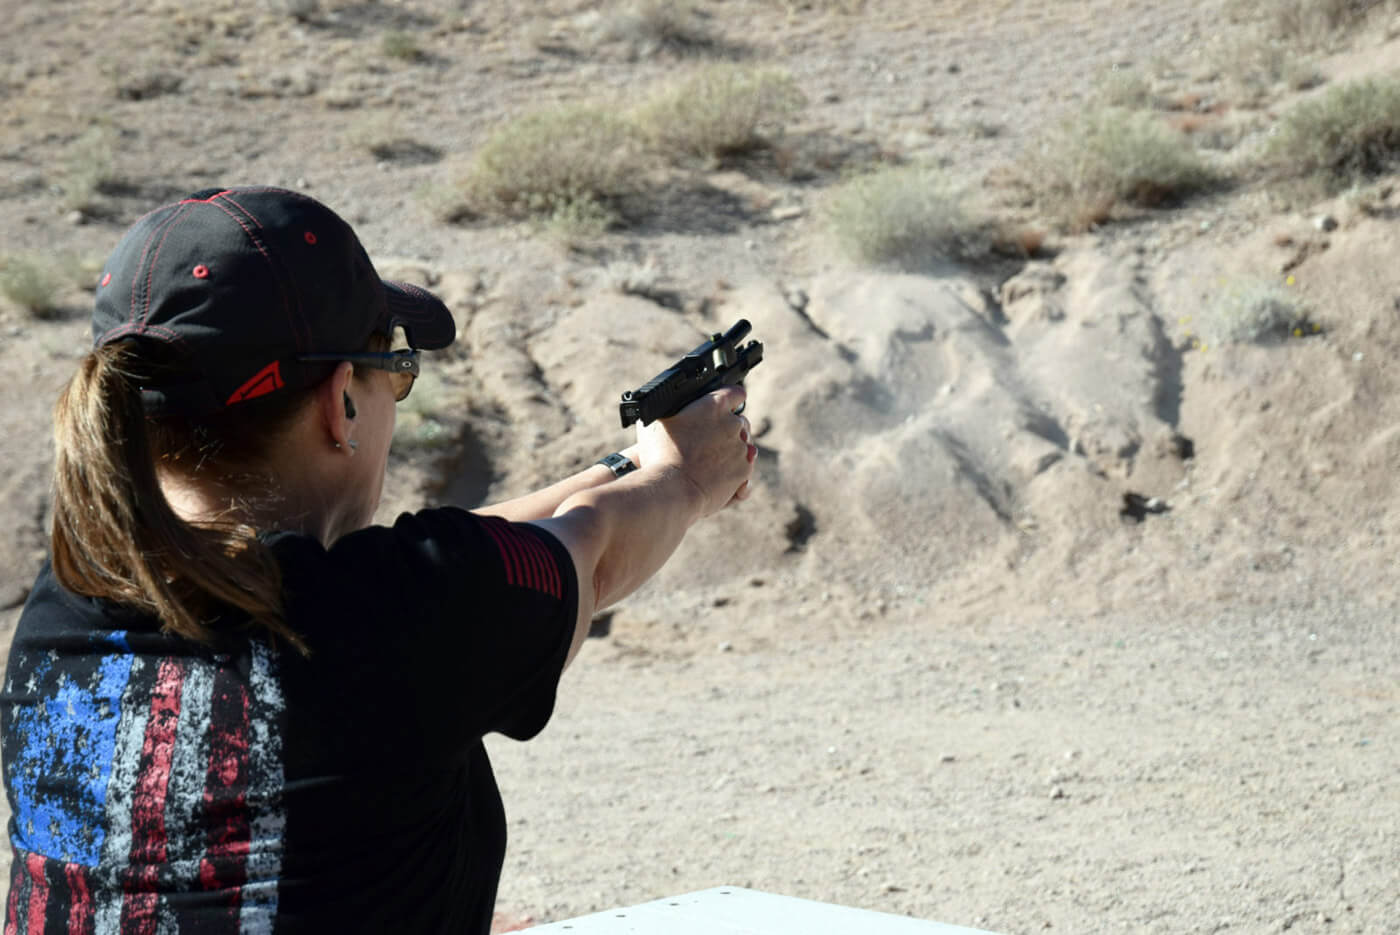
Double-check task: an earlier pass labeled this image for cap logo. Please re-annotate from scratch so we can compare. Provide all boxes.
[226,361,285,406]
[304,231,317,245]
[192,264,210,279]
[100,273,112,287]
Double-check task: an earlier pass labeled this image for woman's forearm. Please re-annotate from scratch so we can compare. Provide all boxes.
[474,445,639,522]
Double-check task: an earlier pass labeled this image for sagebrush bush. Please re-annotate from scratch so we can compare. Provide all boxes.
[62,127,119,215]
[0,255,63,318]
[458,104,645,232]
[1024,106,1216,230]
[381,31,425,62]
[1249,0,1389,40]
[599,0,718,55]
[1217,31,1323,105]
[1263,78,1400,191]
[1194,279,1316,346]
[825,165,990,269]
[634,64,805,163]
[392,372,453,453]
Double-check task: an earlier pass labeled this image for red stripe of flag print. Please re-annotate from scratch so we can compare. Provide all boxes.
[64,863,94,935]
[120,657,186,934]
[197,666,252,926]
[479,517,562,599]
[23,854,48,935]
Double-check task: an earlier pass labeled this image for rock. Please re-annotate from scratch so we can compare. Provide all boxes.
[116,70,183,101]
[65,210,85,225]
[1313,214,1338,232]
[771,204,805,222]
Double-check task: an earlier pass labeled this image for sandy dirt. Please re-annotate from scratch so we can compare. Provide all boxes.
[1,1,1398,932]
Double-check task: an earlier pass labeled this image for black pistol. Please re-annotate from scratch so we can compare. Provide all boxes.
[619,319,764,428]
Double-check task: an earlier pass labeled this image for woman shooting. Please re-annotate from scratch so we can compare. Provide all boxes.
[0,187,756,933]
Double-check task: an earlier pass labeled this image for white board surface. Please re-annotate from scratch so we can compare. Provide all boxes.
[527,886,1003,934]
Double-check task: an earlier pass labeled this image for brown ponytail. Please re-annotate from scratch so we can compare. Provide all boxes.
[51,343,310,655]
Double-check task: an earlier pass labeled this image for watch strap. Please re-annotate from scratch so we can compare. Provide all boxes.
[596,452,638,477]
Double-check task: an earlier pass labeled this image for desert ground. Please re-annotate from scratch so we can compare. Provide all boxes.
[1,0,1398,932]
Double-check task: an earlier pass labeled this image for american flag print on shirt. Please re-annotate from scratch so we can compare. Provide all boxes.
[477,517,564,600]
[3,638,286,934]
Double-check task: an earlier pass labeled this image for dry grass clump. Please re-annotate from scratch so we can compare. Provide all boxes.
[598,0,719,56]
[1192,279,1317,346]
[458,104,645,237]
[61,127,120,215]
[381,31,426,63]
[0,255,64,319]
[1023,106,1216,230]
[1233,0,1392,41]
[1263,78,1400,193]
[634,64,805,164]
[824,165,991,270]
[392,372,453,453]
[1217,31,1324,106]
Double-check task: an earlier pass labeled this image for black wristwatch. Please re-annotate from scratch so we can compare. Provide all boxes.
[596,452,638,477]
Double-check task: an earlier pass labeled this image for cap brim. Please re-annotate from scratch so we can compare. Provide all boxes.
[383,280,455,350]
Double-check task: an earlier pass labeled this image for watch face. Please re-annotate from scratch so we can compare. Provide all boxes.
[600,453,636,476]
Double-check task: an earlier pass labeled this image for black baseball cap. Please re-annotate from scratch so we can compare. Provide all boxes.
[92,186,455,416]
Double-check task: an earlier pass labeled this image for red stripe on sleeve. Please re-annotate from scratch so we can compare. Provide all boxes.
[484,519,524,587]
[523,534,561,599]
[24,853,48,935]
[121,657,186,934]
[515,531,545,593]
[480,517,565,598]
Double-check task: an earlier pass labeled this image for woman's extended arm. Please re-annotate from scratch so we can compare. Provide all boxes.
[527,387,755,667]
[473,443,643,523]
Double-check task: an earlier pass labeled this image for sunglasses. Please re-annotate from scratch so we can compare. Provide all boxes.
[299,349,421,402]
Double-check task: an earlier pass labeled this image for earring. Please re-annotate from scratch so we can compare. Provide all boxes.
[333,440,359,451]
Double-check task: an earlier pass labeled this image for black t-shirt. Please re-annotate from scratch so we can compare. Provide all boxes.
[0,507,578,934]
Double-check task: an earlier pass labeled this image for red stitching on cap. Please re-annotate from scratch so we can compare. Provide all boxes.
[130,206,185,325]
[100,273,112,287]
[203,199,306,349]
[192,264,210,279]
[303,231,317,245]
[143,206,193,325]
[219,192,264,229]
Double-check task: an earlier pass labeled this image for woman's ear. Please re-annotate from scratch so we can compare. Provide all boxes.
[317,362,357,450]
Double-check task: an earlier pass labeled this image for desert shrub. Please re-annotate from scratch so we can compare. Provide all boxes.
[62,127,119,215]
[392,372,453,453]
[381,31,425,62]
[1024,106,1216,230]
[598,0,718,56]
[459,103,645,232]
[633,64,805,163]
[1096,67,1157,110]
[0,255,63,318]
[825,165,990,269]
[1253,0,1388,39]
[1217,30,1324,105]
[1263,78,1400,192]
[1193,279,1316,346]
